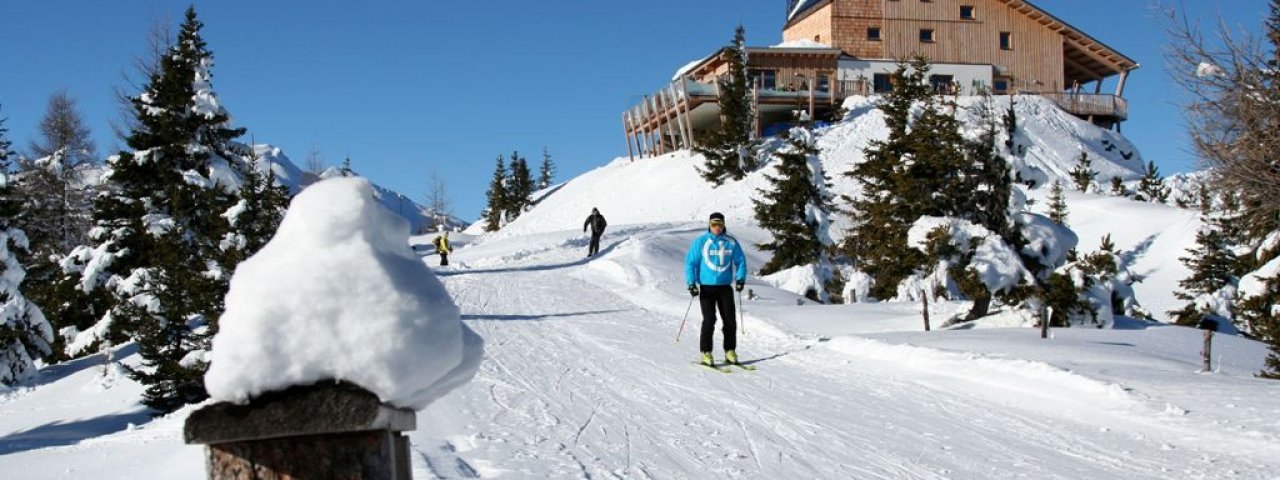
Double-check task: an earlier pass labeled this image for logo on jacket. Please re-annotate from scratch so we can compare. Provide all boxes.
[702,239,734,272]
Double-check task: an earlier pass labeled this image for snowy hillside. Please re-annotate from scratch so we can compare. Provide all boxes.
[2,221,1277,479]
[3,94,1276,479]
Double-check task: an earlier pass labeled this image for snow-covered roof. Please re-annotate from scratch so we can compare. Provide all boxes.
[772,39,832,49]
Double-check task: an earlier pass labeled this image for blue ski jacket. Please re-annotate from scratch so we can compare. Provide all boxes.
[685,229,747,286]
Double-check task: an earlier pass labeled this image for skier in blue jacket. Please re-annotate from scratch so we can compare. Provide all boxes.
[685,212,747,367]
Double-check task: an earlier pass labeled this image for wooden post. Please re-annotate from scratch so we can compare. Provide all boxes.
[1115,70,1130,97]
[682,77,697,146]
[185,382,416,480]
[1198,317,1219,372]
[659,90,677,152]
[1041,306,1052,339]
[808,75,816,121]
[623,113,635,162]
[641,95,654,157]
[632,110,645,159]
[668,86,689,150]
[921,289,931,332]
[1202,330,1214,372]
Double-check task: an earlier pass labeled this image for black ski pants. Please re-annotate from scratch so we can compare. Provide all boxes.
[439,252,448,266]
[588,232,603,256]
[699,284,737,353]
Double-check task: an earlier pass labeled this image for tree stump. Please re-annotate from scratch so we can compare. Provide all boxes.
[185,382,417,480]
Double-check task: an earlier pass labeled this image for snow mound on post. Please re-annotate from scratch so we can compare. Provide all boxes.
[205,177,483,410]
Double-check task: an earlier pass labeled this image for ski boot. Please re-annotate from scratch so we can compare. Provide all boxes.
[725,350,739,365]
[700,352,714,367]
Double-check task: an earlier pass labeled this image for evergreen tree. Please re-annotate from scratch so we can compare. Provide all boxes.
[964,93,1015,239]
[64,6,246,412]
[224,147,289,261]
[341,156,354,177]
[694,25,758,185]
[538,147,555,190]
[1047,181,1069,225]
[1168,221,1240,327]
[482,155,507,232]
[505,151,534,221]
[0,109,54,386]
[1135,160,1170,203]
[1069,151,1096,192]
[842,58,934,300]
[1109,176,1127,196]
[753,127,833,275]
[1197,183,1214,216]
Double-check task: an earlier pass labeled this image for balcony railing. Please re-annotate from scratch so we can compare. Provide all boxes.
[1029,92,1129,121]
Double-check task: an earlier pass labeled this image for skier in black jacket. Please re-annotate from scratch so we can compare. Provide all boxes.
[583,207,607,257]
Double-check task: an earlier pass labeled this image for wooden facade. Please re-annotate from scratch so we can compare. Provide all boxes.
[784,0,1138,94]
[623,0,1138,159]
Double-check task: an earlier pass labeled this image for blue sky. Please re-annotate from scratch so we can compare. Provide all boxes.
[0,1,1269,221]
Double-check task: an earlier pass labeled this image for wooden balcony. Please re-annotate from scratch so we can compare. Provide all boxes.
[1029,92,1129,122]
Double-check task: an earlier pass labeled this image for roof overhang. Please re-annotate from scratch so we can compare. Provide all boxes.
[680,46,844,79]
[998,0,1140,82]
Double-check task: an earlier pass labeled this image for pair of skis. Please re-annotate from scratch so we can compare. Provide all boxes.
[694,361,757,373]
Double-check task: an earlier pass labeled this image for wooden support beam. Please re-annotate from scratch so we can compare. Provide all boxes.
[623,113,634,162]
[1115,69,1131,97]
[682,78,697,146]
[667,86,689,151]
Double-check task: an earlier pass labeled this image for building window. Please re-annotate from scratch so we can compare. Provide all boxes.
[993,79,1009,94]
[920,29,935,43]
[867,27,881,41]
[930,75,954,94]
[961,6,975,20]
[1000,32,1012,50]
[818,74,830,93]
[750,70,777,90]
[873,73,893,93]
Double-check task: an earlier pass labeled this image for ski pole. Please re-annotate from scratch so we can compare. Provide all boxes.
[738,288,746,335]
[675,294,695,343]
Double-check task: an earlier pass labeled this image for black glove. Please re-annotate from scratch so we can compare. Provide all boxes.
[734,280,745,292]
[688,284,700,297]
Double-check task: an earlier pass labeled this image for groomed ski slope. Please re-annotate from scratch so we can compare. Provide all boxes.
[407,224,1278,479]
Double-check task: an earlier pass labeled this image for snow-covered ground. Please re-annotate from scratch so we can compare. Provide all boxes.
[2,95,1276,479]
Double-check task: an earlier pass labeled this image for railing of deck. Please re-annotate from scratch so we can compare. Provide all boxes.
[1029,92,1129,120]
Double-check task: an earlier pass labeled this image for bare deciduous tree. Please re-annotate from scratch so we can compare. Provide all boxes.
[424,167,451,231]
[1164,4,1280,241]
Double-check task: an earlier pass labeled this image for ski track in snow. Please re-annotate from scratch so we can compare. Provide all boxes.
[409,224,1278,480]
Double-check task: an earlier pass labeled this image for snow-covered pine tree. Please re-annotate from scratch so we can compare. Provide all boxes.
[0,110,54,386]
[842,58,933,300]
[1109,176,1127,196]
[753,127,833,276]
[1069,151,1096,192]
[222,147,289,262]
[482,155,507,232]
[1047,181,1069,225]
[63,6,247,412]
[1168,220,1240,327]
[1135,160,1169,203]
[963,92,1015,239]
[538,147,555,190]
[694,25,758,185]
[505,151,534,221]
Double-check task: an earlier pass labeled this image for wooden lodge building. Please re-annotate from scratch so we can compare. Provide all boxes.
[623,0,1138,159]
